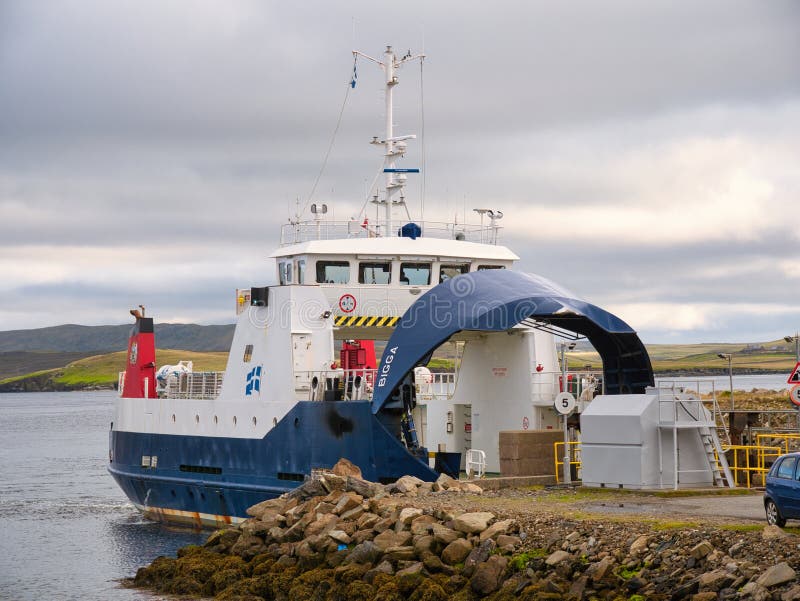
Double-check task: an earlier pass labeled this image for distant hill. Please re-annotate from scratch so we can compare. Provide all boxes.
[0,351,100,381]
[0,323,235,353]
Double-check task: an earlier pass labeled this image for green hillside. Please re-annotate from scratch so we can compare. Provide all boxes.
[0,323,234,353]
[0,350,229,391]
[569,339,798,373]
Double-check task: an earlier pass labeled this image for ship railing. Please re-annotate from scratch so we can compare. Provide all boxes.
[530,370,603,405]
[653,379,729,444]
[158,371,225,400]
[296,368,456,402]
[280,220,501,246]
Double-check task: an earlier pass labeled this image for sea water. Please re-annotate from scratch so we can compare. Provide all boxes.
[0,391,205,600]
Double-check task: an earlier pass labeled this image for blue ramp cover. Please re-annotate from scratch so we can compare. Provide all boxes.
[372,270,653,413]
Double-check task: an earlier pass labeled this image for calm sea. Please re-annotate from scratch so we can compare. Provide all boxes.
[0,376,792,598]
[0,391,205,601]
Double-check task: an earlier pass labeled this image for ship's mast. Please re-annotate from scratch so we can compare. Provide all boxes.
[354,46,424,236]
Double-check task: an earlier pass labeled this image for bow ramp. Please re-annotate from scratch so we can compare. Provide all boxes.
[371,269,653,414]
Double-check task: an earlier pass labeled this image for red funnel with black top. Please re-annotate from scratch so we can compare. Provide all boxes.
[121,310,156,398]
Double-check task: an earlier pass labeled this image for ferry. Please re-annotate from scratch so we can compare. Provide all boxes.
[108,45,656,527]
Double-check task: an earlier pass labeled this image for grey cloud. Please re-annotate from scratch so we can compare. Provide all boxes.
[1,0,798,341]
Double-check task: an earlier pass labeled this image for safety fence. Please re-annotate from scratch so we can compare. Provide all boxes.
[553,441,582,484]
[553,439,785,488]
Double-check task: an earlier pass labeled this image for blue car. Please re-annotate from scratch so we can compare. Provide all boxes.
[764,452,800,527]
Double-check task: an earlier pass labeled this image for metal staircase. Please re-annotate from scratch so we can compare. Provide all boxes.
[700,425,735,488]
[658,390,736,490]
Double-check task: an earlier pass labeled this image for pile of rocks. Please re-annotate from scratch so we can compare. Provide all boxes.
[132,463,800,601]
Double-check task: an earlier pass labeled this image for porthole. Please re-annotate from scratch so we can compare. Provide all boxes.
[233,416,238,426]
[171,414,176,423]
[213,415,218,425]
[294,417,300,427]
[272,417,278,427]
[252,416,257,427]
[195,414,200,424]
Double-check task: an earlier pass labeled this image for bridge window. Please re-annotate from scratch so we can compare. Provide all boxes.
[243,344,253,363]
[439,263,469,283]
[278,261,293,285]
[316,261,350,284]
[477,264,506,271]
[359,262,392,285]
[400,262,431,285]
[297,260,306,284]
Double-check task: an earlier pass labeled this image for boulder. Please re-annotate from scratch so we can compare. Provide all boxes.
[545,550,571,566]
[346,476,379,498]
[470,555,508,596]
[464,539,496,577]
[340,505,366,522]
[410,515,436,535]
[479,519,516,542]
[327,530,351,545]
[203,528,241,553]
[431,523,462,545]
[246,497,287,519]
[332,458,363,478]
[698,569,734,591]
[763,525,789,541]
[286,478,327,500]
[333,492,363,516]
[318,473,346,492]
[396,561,424,577]
[757,562,797,588]
[374,529,412,551]
[586,556,615,582]
[304,512,339,538]
[395,475,424,493]
[629,535,649,555]
[462,483,484,494]
[435,473,458,490]
[356,512,381,531]
[496,535,521,549]
[398,507,424,525]
[230,533,267,560]
[413,535,435,556]
[453,512,495,534]
[384,546,416,561]
[344,541,383,566]
[690,540,714,560]
[421,551,448,574]
[442,538,473,565]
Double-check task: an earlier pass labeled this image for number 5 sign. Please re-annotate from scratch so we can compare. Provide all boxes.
[554,392,576,415]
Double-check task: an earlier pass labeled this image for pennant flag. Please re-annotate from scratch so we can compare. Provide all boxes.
[350,57,357,88]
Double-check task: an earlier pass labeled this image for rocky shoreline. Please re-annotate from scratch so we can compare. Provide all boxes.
[130,462,800,601]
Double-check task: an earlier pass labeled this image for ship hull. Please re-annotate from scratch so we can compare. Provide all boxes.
[108,400,435,527]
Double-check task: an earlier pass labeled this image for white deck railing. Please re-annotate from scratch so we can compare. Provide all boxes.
[280,220,501,246]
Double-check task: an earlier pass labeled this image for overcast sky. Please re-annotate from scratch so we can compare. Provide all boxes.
[1,1,798,343]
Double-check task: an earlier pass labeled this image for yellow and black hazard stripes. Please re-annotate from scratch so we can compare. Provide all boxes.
[334,315,400,328]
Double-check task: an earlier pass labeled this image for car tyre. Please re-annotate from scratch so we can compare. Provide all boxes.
[766,499,786,527]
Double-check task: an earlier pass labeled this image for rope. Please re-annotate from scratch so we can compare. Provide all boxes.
[356,160,386,219]
[302,58,355,217]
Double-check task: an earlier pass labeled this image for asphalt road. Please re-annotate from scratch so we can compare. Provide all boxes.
[581,492,767,524]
